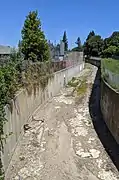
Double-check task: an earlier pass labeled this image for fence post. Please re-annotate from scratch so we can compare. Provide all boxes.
[64,74,66,87]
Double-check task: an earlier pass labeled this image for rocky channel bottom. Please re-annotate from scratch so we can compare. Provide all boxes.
[6,64,119,180]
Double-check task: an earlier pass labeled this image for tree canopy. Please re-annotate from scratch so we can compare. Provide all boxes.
[102,31,119,57]
[83,31,119,58]
[84,31,104,57]
[75,37,82,51]
[21,11,50,62]
[103,46,118,58]
[86,31,95,41]
[72,37,82,52]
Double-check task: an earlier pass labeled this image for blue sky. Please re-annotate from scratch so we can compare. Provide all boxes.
[0,0,119,48]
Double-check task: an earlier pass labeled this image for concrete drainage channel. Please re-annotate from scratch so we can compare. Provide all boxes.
[5,64,119,180]
[3,62,84,178]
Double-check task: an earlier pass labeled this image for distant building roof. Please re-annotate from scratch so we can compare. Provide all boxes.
[0,45,12,55]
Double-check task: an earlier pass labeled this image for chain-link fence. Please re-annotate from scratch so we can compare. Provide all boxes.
[0,51,84,75]
[52,51,83,72]
[20,51,83,73]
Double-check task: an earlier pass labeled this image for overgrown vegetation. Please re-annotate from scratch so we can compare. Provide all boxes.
[0,59,53,179]
[76,80,87,96]
[0,60,19,178]
[68,77,79,87]
[101,58,119,91]
[102,58,119,73]
[0,10,52,178]
[68,76,88,96]
[23,62,53,95]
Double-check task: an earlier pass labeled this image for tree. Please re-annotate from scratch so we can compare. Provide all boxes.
[84,31,95,57]
[71,37,82,52]
[102,46,117,58]
[84,31,104,57]
[75,37,82,51]
[71,47,79,52]
[62,31,68,52]
[103,31,119,57]
[18,40,22,53]
[21,11,50,62]
[88,35,104,56]
[86,31,95,41]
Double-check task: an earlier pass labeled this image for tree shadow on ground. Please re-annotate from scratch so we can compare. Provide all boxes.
[89,68,119,170]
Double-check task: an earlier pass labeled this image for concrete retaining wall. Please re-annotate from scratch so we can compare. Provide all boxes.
[2,62,84,172]
[85,58,101,67]
[101,79,119,144]
[104,68,119,88]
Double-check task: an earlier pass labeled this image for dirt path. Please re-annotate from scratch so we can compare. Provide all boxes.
[6,64,119,180]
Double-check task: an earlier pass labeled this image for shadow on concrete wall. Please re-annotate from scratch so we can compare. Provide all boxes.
[89,68,119,170]
[85,58,101,68]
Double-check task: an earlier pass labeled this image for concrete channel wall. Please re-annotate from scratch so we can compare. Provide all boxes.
[103,68,119,88]
[85,57,101,67]
[2,62,84,172]
[101,79,119,144]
